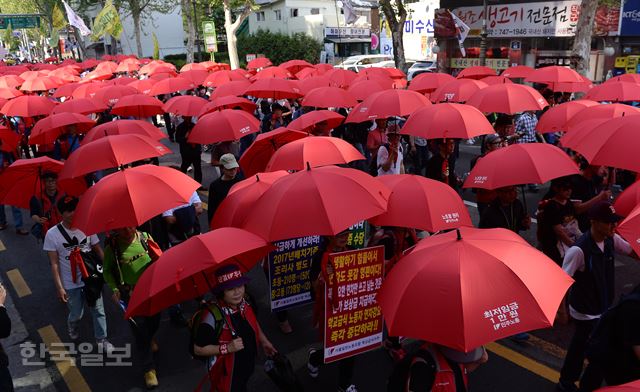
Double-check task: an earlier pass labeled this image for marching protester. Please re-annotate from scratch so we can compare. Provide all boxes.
[30,171,64,240]
[176,115,203,186]
[207,154,242,225]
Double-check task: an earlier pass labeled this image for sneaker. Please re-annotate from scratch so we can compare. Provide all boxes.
[68,325,79,340]
[307,348,319,378]
[338,385,358,392]
[97,338,115,355]
[144,369,159,389]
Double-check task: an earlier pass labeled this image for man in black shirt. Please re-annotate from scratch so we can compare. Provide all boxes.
[570,164,611,232]
[208,154,241,225]
[425,138,458,191]
[176,116,202,185]
[479,186,531,234]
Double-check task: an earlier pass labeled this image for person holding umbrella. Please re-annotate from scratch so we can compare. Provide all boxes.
[30,171,64,240]
[377,124,405,176]
[193,263,277,392]
[176,116,202,185]
[425,138,458,191]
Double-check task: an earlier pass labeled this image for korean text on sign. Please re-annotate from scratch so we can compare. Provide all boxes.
[324,246,385,363]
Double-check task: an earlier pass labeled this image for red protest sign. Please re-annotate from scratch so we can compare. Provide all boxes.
[324,246,384,363]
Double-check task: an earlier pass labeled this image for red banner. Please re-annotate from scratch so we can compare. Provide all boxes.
[324,246,384,363]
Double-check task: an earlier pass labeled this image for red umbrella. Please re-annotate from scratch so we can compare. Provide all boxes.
[95,61,118,74]
[1,95,56,117]
[51,98,109,115]
[466,84,548,115]
[243,78,303,99]
[525,66,584,84]
[82,119,166,145]
[251,67,293,80]
[29,113,96,145]
[105,76,137,86]
[188,109,260,144]
[359,67,392,79]
[72,165,200,235]
[266,136,364,172]
[0,88,23,99]
[84,68,114,82]
[19,70,48,80]
[324,69,358,88]
[431,79,488,103]
[536,100,599,133]
[150,72,178,81]
[456,66,496,79]
[212,172,290,228]
[479,75,513,85]
[347,80,392,101]
[298,76,332,95]
[247,57,273,70]
[162,95,208,117]
[128,79,157,95]
[239,128,307,177]
[378,226,573,352]
[302,87,358,108]
[315,63,334,73]
[148,77,195,96]
[408,73,455,94]
[241,165,390,241]
[369,174,472,232]
[546,75,593,93]
[618,206,640,258]
[595,380,640,392]
[351,74,394,89]
[345,89,430,123]
[203,70,247,88]
[60,135,170,179]
[501,65,535,79]
[125,228,273,318]
[0,75,24,89]
[202,96,256,115]
[179,69,209,86]
[613,180,640,218]
[71,81,104,99]
[114,62,140,73]
[80,59,100,69]
[92,85,138,106]
[296,67,321,80]
[288,110,345,133]
[584,81,640,102]
[210,80,252,99]
[401,103,495,140]
[20,76,61,92]
[0,127,19,152]
[111,94,164,117]
[463,143,580,189]
[606,74,640,84]
[280,59,313,74]
[565,103,640,131]
[180,63,207,72]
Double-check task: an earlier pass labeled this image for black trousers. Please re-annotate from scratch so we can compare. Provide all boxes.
[129,313,161,373]
[163,113,174,140]
[309,349,355,389]
[0,366,13,392]
[560,318,599,386]
[179,144,202,184]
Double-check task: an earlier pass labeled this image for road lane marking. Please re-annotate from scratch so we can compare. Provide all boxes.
[38,325,91,392]
[487,342,560,383]
[0,239,5,251]
[6,269,31,297]
[528,334,567,359]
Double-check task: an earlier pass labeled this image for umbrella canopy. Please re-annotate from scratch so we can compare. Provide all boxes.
[20,76,61,92]
[51,98,109,115]
[251,67,293,80]
[212,172,290,228]
[617,206,640,258]
[242,165,390,241]
[247,57,273,69]
[82,119,166,145]
[324,69,358,88]
[1,95,56,117]
[265,136,364,172]
[0,75,24,89]
[401,103,495,140]
[298,76,333,94]
[606,74,640,84]
[0,88,23,100]
[92,85,138,106]
[162,95,208,117]
[296,67,321,80]
[345,89,431,123]
[408,73,455,94]
[106,77,137,86]
[302,87,358,108]
[188,109,260,144]
[584,81,640,102]
[347,80,392,101]
[613,180,640,218]
[72,165,200,235]
[148,77,195,96]
[479,75,514,85]
[535,100,599,133]
[243,78,303,99]
[565,103,640,131]
[71,81,104,99]
[125,228,273,318]
[431,79,488,103]
[526,66,584,84]
[111,94,164,117]
[466,84,548,115]
[280,59,313,74]
[351,74,395,89]
[288,110,345,133]
[456,66,496,79]
[595,380,640,392]
[52,82,79,98]
[463,143,580,189]
[369,174,472,232]
[0,127,20,152]
[128,79,157,95]
[238,128,308,177]
[115,62,140,73]
[210,80,252,99]
[180,63,207,72]
[378,227,573,351]
[203,70,247,88]
[202,96,256,115]
[179,69,209,86]
[501,65,535,79]
[29,113,95,145]
[60,135,170,179]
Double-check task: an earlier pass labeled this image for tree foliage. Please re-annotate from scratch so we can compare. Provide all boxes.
[237,30,321,66]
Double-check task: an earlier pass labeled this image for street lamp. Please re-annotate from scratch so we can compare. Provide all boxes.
[479,0,488,66]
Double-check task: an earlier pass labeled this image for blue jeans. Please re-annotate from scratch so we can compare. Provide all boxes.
[0,205,23,229]
[66,287,107,340]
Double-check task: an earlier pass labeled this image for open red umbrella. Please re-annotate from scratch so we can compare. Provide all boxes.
[241,165,390,241]
[266,136,364,172]
[115,62,140,73]
[408,73,455,94]
[72,165,200,235]
[351,74,394,89]
[188,109,260,144]
[180,63,207,72]
[302,87,358,108]
[565,103,640,131]
[106,77,136,86]
[212,172,290,228]
[203,70,247,88]
[238,128,307,177]
[324,68,358,88]
[125,228,273,318]
[251,67,293,80]
[95,61,118,74]
[202,96,256,115]
[479,75,513,85]
[179,69,209,86]
[19,70,48,80]
[162,95,208,117]
[347,80,392,101]
[243,78,303,99]
[280,59,313,74]
[298,76,332,95]
[1,95,56,117]
[456,66,496,79]
[466,83,548,115]
[369,174,472,232]
[0,127,19,152]
[501,65,535,79]
[463,143,580,189]
[29,113,95,145]
[0,88,23,100]
[82,119,166,145]
[431,79,488,103]
[0,75,24,89]
[111,94,164,117]
[71,81,104,99]
[20,76,61,92]
[210,80,252,99]
[247,57,273,70]
[617,206,640,258]
[295,67,321,80]
[378,226,573,352]
[92,84,138,106]
[315,63,334,73]
[584,81,640,102]
[128,79,157,95]
[525,66,584,84]
[288,110,344,133]
[84,68,114,82]
[535,100,599,133]
[606,74,640,84]
[60,134,170,179]
[613,180,640,218]
[148,77,195,96]
[595,379,640,392]
[51,98,108,115]
[401,103,494,140]
[345,89,430,123]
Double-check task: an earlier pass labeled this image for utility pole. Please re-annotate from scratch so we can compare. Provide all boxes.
[192,0,201,62]
[479,0,488,66]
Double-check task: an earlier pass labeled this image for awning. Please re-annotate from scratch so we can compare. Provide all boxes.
[325,37,371,44]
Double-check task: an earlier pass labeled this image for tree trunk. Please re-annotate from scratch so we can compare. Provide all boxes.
[132,11,143,57]
[391,27,406,73]
[571,0,598,76]
[182,0,195,63]
[224,0,252,70]
[379,0,408,73]
[73,29,86,60]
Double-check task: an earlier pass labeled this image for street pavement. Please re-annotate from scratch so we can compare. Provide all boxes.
[0,138,638,392]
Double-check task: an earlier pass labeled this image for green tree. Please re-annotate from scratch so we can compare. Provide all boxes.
[216,0,255,69]
[181,0,196,63]
[114,0,177,58]
[237,30,321,66]
[379,0,408,72]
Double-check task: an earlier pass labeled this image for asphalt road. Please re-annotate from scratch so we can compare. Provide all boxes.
[0,139,638,392]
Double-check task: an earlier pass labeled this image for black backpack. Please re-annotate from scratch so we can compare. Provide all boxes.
[264,353,304,392]
[387,347,436,392]
[188,302,226,362]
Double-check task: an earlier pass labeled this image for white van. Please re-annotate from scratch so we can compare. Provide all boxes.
[334,55,394,72]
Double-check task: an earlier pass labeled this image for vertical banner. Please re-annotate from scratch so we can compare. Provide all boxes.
[268,236,321,311]
[346,221,367,249]
[324,246,385,363]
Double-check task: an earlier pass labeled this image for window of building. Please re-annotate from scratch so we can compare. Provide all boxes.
[290,8,299,17]
[256,11,265,21]
[274,10,282,20]
[310,8,320,15]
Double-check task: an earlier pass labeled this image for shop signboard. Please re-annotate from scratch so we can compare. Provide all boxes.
[450,57,510,70]
[621,0,640,36]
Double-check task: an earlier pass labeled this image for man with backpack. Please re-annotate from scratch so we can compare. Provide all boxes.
[162,190,203,246]
[103,226,161,389]
[557,201,637,392]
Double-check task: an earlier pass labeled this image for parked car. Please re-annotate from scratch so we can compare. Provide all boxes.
[407,60,436,80]
[335,55,394,72]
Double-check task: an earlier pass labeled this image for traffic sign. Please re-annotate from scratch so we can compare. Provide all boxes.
[202,20,218,53]
[0,15,41,29]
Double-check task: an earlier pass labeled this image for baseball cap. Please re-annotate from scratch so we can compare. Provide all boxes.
[212,264,250,293]
[588,201,622,223]
[56,196,78,214]
[220,153,239,170]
